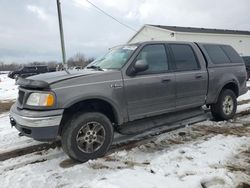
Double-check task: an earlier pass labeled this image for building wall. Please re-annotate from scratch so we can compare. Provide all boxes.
[176,32,250,56]
[129,26,250,56]
[128,26,176,43]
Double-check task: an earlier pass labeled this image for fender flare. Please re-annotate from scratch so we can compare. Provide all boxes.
[63,95,124,125]
[214,79,239,103]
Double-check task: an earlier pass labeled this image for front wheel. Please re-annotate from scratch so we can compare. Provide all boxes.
[211,89,237,121]
[61,112,113,162]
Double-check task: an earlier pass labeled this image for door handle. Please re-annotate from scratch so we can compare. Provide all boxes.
[161,78,171,83]
[110,83,123,88]
[195,74,202,79]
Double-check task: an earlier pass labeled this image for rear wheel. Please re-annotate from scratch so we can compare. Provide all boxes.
[61,112,113,162]
[211,89,237,121]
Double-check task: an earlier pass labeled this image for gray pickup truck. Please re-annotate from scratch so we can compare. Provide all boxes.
[10,41,247,162]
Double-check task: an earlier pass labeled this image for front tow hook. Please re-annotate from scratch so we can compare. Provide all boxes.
[9,116,16,128]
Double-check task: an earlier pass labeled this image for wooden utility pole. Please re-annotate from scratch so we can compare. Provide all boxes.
[56,0,68,71]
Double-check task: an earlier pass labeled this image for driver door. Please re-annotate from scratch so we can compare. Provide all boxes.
[123,44,176,121]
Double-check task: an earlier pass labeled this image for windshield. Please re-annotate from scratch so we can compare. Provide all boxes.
[87,45,138,70]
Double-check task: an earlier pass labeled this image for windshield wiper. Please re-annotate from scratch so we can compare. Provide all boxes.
[86,65,104,71]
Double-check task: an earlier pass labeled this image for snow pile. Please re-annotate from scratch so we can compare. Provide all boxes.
[237,89,250,113]
[238,90,250,102]
[0,74,18,101]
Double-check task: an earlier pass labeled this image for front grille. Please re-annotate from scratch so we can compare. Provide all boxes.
[18,90,25,105]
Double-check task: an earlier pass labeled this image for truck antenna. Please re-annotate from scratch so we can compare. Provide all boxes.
[56,0,69,73]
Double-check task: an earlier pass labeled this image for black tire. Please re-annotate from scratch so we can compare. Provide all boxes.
[61,112,113,162]
[211,89,237,121]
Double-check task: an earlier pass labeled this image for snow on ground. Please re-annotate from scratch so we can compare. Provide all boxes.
[0,73,18,101]
[237,88,250,113]
[247,81,250,87]
[0,75,250,187]
[237,102,250,113]
[0,121,250,188]
[238,90,250,102]
[0,121,250,187]
[0,113,39,152]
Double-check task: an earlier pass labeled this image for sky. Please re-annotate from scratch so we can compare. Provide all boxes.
[0,0,249,63]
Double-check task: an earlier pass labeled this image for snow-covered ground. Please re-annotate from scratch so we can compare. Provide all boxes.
[0,113,39,152]
[0,74,250,188]
[0,73,18,101]
[1,118,250,188]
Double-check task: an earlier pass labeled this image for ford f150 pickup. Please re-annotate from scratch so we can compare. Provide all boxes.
[9,41,248,162]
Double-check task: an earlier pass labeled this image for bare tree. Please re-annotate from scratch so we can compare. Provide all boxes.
[0,62,4,71]
[0,54,94,72]
[0,62,21,71]
[67,53,94,68]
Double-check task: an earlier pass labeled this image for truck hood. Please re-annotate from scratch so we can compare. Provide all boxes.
[16,69,103,89]
[29,69,101,84]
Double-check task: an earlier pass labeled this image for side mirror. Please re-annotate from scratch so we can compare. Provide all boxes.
[132,60,148,74]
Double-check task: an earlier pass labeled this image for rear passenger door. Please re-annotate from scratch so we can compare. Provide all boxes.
[169,44,208,109]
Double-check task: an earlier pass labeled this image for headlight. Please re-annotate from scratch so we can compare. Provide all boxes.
[26,93,55,107]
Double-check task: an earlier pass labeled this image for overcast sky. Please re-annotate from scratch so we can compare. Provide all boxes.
[0,0,249,63]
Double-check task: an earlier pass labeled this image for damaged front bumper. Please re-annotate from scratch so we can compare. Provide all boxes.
[9,103,64,141]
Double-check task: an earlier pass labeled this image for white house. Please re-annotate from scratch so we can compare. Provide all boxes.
[127,25,250,56]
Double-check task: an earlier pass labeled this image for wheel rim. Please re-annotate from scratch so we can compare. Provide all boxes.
[222,95,234,115]
[76,121,106,153]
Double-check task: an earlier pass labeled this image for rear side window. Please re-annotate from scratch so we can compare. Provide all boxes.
[170,44,199,71]
[204,44,230,64]
[221,45,243,63]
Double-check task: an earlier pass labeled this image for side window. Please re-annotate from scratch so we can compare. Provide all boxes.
[221,45,243,63]
[203,44,230,64]
[136,44,168,74]
[39,67,47,71]
[170,44,199,71]
[28,67,36,71]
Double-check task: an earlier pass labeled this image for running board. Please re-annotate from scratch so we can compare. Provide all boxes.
[113,109,211,145]
[117,107,205,135]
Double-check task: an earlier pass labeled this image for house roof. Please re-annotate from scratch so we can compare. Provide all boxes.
[149,25,250,35]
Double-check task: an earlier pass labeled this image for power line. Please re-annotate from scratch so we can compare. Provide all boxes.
[85,0,137,32]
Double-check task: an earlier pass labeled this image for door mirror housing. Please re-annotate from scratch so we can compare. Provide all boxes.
[130,60,148,75]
